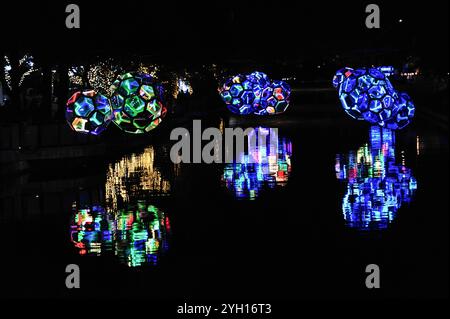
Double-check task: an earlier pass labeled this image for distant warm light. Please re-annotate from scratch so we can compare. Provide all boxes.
[178,78,192,95]
[400,71,419,80]
[416,136,421,156]
[3,54,37,90]
[105,146,172,211]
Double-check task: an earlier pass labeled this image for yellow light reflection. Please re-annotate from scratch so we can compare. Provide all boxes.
[105,146,171,210]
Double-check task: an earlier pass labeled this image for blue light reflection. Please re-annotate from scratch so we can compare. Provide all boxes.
[335,126,417,230]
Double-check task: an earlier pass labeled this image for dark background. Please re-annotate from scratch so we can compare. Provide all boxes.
[0,0,448,311]
[1,1,448,68]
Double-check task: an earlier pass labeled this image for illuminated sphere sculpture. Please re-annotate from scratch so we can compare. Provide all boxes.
[219,71,290,115]
[66,90,113,135]
[110,72,167,134]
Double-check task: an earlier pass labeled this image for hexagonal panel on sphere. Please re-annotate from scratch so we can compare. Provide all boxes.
[332,67,354,89]
[110,72,166,134]
[66,90,113,135]
[255,80,291,115]
[336,67,399,125]
[385,92,416,130]
[247,71,271,89]
[219,74,258,115]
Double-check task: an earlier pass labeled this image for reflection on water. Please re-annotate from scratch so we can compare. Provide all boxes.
[105,146,172,210]
[70,201,170,267]
[335,126,418,231]
[70,205,113,256]
[222,127,292,199]
[70,144,175,267]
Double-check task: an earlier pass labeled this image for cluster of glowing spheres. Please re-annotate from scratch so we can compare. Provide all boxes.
[222,127,292,199]
[219,71,291,115]
[333,67,415,129]
[70,201,170,267]
[65,72,167,135]
[335,126,418,231]
[110,72,167,134]
[66,90,113,135]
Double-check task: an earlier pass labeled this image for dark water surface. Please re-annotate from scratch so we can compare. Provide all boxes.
[0,109,448,299]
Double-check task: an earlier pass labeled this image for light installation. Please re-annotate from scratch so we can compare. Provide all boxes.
[335,126,418,231]
[66,90,113,135]
[110,72,167,134]
[333,66,415,129]
[70,201,170,267]
[219,71,291,115]
[222,127,292,199]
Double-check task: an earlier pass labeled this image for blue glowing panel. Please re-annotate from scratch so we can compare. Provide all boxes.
[334,126,418,231]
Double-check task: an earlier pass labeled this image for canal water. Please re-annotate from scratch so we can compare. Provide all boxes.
[0,109,448,299]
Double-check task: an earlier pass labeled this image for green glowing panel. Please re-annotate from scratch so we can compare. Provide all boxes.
[146,100,161,117]
[139,85,155,100]
[120,78,140,96]
[124,96,145,117]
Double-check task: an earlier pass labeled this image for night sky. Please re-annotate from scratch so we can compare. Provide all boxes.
[1,1,448,69]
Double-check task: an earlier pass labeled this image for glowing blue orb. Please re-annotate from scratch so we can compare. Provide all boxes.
[219,71,291,115]
[333,66,415,129]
